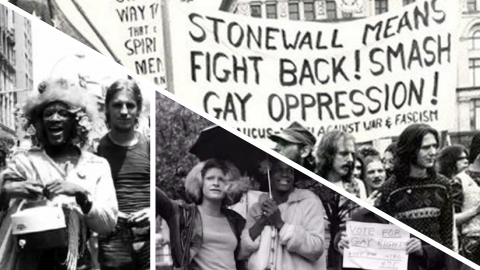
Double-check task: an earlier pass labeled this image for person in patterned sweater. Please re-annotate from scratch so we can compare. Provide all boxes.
[376,123,454,249]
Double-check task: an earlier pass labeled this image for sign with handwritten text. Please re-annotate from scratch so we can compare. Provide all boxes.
[167,0,459,143]
[344,221,410,270]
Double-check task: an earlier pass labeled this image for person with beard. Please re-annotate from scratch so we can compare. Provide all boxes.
[96,80,150,270]
[240,159,326,270]
[376,123,454,249]
[269,122,316,172]
[315,131,367,199]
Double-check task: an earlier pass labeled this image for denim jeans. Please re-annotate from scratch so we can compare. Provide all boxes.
[98,219,150,270]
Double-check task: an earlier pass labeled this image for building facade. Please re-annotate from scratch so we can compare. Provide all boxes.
[221,0,480,146]
[0,4,32,146]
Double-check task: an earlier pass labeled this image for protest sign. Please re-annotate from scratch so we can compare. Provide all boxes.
[344,221,410,270]
[166,0,460,143]
[52,0,166,86]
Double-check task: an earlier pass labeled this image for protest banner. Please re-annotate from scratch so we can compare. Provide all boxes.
[49,0,166,86]
[165,0,460,143]
[344,221,410,270]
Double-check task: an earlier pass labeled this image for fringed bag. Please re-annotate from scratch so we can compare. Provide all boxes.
[11,201,87,270]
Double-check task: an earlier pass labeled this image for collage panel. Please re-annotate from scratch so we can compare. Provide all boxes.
[0,4,153,270]
[155,91,475,270]
[4,0,480,269]
[159,0,480,268]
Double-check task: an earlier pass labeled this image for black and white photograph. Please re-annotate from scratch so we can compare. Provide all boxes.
[7,0,480,269]
[155,92,477,270]
[156,0,480,268]
[0,4,153,270]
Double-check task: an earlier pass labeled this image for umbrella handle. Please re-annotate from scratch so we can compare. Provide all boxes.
[267,163,272,199]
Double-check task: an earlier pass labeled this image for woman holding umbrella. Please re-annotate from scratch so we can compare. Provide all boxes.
[240,159,326,270]
[156,158,249,270]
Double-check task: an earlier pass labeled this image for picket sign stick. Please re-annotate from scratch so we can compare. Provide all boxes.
[161,0,175,93]
[265,159,277,270]
[70,0,122,65]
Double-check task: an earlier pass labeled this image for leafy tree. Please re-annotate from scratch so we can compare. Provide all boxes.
[156,92,211,201]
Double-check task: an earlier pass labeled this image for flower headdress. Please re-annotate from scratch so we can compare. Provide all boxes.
[20,78,98,147]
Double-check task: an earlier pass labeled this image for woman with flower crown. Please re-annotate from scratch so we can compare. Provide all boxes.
[0,78,118,270]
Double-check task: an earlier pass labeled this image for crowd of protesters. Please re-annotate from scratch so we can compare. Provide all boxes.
[0,78,150,270]
[273,121,480,267]
[155,121,479,270]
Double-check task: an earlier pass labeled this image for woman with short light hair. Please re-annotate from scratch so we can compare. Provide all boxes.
[156,159,249,270]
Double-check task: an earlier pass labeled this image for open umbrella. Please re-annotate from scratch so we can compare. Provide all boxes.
[189,125,267,175]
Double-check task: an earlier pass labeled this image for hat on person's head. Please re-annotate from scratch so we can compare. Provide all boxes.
[268,122,316,147]
[470,154,480,173]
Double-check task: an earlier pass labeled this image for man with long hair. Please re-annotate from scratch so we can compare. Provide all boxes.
[315,131,366,199]
[376,123,454,249]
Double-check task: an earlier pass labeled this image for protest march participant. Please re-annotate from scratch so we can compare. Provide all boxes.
[156,159,248,270]
[96,80,150,270]
[436,145,469,180]
[383,143,397,180]
[240,159,326,270]
[452,154,480,264]
[353,156,364,181]
[356,146,384,196]
[376,123,454,249]
[468,133,480,164]
[268,121,316,171]
[315,130,367,199]
[336,208,445,270]
[360,155,386,198]
[0,78,118,270]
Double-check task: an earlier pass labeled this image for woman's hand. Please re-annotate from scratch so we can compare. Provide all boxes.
[261,199,284,230]
[128,208,150,225]
[44,180,86,198]
[337,232,350,255]
[406,238,423,256]
[2,179,43,199]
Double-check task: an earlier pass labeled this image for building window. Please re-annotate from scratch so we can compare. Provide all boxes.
[289,1,300,20]
[469,58,480,86]
[474,99,480,130]
[342,12,352,19]
[250,3,262,18]
[467,0,477,12]
[375,0,388,14]
[403,0,415,5]
[266,3,277,19]
[471,30,480,50]
[326,0,337,19]
[304,1,315,21]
